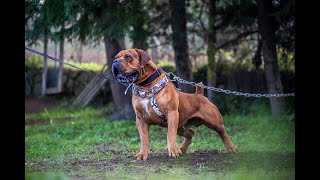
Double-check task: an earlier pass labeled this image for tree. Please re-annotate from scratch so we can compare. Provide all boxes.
[65,0,136,120]
[207,0,217,102]
[57,25,64,93]
[104,37,135,120]
[99,1,136,120]
[257,0,284,118]
[169,0,193,93]
[25,0,51,96]
[25,0,66,95]
[42,30,48,96]
[127,0,150,50]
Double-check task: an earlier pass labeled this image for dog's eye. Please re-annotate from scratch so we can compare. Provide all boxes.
[124,55,131,61]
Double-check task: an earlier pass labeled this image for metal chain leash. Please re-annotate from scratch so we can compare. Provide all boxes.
[165,72,295,98]
[25,47,295,98]
[25,47,125,85]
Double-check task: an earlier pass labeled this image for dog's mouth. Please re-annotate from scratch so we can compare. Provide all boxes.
[112,67,139,84]
[118,71,139,84]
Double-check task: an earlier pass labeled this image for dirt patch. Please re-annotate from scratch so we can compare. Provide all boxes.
[95,151,292,177]
[26,149,295,177]
[25,97,60,113]
[25,118,47,125]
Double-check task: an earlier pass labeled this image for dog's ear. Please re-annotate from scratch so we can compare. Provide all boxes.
[134,48,150,67]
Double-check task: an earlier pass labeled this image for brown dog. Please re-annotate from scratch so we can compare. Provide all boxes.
[111,48,237,160]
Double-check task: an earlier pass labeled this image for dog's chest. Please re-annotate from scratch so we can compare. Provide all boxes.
[140,98,151,116]
[134,97,164,124]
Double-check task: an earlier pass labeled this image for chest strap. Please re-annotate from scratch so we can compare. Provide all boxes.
[150,95,167,126]
[132,75,168,126]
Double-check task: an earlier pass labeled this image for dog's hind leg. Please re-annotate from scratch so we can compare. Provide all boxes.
[177,126,194,153]
[198,103,237,153]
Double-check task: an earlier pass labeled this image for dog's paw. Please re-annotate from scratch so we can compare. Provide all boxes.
[135,151,148,160]
[180,146,188,154]
[180,143,190,153]
[168,143,182,158]
[225,143,237,153]
[180,140,192,153]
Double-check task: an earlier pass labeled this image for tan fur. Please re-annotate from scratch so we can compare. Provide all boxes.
[115,49,237,160]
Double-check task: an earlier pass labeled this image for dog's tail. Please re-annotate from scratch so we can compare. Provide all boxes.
[195,82,204,95]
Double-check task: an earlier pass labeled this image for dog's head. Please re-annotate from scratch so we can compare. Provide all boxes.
[112,48,152,84]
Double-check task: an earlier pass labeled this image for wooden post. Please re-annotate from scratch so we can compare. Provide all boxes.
[57,36,64,92]
[41,32,48,96]
[77,42,83,64]
[73,76,107,107]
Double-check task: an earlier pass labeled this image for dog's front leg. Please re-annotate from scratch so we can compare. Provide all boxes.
[167,110,182,158]
[135,115,150,160]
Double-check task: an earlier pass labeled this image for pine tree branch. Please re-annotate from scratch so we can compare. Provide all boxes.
[198,0,207,35]
[216,30,258,50]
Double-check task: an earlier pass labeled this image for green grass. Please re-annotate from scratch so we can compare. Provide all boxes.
[25,104,295,179]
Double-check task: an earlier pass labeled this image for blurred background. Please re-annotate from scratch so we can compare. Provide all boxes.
[25,0,295,120]
[25,0,295,179]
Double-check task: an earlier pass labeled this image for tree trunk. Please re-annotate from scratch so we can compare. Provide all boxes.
[54,41,58,68]
[77,42,83,63]
[257,0,284,118]
[207,0,217,102]
[41,32,48,96]
[104,36,135,121]
[131,0,148,50]
[133,24,148,50]
[169,0,193,93]
[57,36,64,92]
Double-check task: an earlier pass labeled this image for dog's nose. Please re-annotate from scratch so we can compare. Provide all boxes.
[112,59,121,77]
[113,59,120,65]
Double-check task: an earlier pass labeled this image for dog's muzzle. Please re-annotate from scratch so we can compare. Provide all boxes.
[111,59,122,77]
[111,59,139,84]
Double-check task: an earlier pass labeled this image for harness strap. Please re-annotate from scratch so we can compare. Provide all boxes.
[132,75,169,98]
[132,75,169,126]
[150,96,167,126]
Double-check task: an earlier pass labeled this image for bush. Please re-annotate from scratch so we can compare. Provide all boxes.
[25,56,43,70]
[25,57,105,72]
[157,60,175,72]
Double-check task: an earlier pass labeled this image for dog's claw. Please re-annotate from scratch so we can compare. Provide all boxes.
[168,143,182,158]
[225,143,237,153]
[135,151,148,161]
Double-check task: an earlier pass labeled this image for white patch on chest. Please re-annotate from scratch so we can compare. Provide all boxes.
[140,98,150,116]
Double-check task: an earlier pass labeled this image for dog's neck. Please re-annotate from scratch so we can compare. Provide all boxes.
[134,61,165,89]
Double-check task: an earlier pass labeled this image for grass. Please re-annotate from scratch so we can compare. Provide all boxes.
[25,104,295,179]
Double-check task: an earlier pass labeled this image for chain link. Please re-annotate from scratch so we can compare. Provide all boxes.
[166,72,295,98]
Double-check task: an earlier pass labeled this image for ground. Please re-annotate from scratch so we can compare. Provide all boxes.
[25,97,295,179]
[25,97,59,114]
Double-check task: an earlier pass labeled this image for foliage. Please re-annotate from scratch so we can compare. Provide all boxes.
[25,0,140,45]
[25,57,105,72]
[25,104,294,179]
[157,60,176,72]
[62,60,106,72]
[277,48,295,73]
[25,56,43,70]
[25,0,66,44]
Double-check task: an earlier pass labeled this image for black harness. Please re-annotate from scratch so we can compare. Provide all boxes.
[137,68,164,86]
